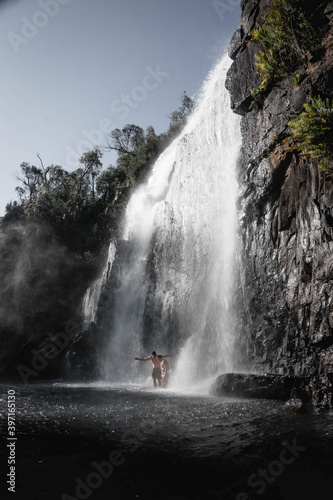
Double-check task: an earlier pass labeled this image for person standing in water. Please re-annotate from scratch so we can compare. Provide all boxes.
[158,355,170,388]
[134,351,172,388]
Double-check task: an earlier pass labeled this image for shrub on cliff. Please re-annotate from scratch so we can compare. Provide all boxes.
[287,95,333,175]
[250,0,326,106]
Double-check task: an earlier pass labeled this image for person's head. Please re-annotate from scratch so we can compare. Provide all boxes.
[158,355,163,360]
[152,351,157,357]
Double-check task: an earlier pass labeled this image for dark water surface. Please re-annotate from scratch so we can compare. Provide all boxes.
[0,383,333,499]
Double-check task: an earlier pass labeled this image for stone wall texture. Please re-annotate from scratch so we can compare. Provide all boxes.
[227,0,333,407]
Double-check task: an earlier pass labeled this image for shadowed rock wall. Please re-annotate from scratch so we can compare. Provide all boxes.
[227,0,333,406]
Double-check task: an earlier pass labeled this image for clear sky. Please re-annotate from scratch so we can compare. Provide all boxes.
[0,0,241,215]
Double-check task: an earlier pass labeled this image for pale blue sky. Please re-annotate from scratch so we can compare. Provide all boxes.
[0,0,241,215]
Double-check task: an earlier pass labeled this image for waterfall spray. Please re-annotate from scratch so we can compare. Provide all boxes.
[84,53,241,390]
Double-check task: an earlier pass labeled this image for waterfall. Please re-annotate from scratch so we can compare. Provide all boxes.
[82,241,116,328]
[85,53,241,389]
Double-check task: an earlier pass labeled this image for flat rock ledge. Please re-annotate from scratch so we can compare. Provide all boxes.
[212,373,308,403]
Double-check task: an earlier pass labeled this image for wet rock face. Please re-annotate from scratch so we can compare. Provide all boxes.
[213,372,308,403]
[64,322,104,382]
[228,0,333,407]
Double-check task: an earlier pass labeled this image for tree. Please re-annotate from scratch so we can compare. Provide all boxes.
[3,201,24,224]
[79,147,103,202]
[144,125,160,158]
[106,124,145,157]
[15,162,43,204]
[36,153,51,188]
[180,91,194,115]
[105,125,147,184]
[96,165,118,206]
[166,91,194,140]
[5,93,195,255]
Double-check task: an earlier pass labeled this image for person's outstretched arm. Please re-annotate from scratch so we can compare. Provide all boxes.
[134,356,151,361]
[160,353,173,358]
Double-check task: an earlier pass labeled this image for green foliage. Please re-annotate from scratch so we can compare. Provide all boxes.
[4,201,24,224]
[287,96,333,174]
[3,92,195,258]
[250,0,326,105]
[291,73,303,86]
[106,124,160,186]
[165,91,194,139]
[105,91,194,185]
[79,147,103,202]
[249,80,271,110]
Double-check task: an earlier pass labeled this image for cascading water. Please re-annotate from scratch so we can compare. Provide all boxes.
[82,241,116,328]
[85,53,241,390]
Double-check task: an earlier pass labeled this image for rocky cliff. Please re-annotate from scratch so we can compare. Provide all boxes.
[227,0,333,407]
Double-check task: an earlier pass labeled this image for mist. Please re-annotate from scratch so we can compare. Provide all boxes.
[0,222,87,367]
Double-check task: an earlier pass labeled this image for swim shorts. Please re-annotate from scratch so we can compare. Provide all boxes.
[152,368,162,380]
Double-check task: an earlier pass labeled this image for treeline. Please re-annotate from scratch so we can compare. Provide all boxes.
[3,92,194,262]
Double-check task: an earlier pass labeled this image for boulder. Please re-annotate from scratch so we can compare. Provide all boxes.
[212,372,307,401]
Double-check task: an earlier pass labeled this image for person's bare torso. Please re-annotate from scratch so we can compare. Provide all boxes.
[161,359,169,375]
[151,356,160,369]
